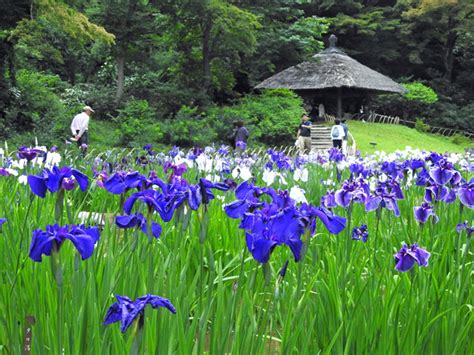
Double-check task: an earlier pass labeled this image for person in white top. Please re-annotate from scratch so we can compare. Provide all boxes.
[71,106,94,149]
[330,119,346,149]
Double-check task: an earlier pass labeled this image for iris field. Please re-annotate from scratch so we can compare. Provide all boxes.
[0,144,473,354]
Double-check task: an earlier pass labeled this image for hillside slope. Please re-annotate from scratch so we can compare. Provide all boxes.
[345,121,472,154]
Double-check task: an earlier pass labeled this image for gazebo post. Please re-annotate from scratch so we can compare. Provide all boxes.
[337,87,342,118]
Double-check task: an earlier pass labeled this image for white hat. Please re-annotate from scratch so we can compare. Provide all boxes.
[83,105,95,113]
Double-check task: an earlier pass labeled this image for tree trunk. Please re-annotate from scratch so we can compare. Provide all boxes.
[443,17,457,83]
[202,16,212,96]
[116,54,125,101]
[65,56,76,85]
[6,40,16,87]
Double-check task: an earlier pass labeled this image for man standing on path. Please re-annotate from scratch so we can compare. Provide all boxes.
[331,119,345,149]
[297,113,312,154]
[71,106,93,151]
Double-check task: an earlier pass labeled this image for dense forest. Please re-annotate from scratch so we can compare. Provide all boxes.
[0,0,473,147]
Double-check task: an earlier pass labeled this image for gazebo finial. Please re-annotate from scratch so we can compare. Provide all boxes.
[329,34,337,48]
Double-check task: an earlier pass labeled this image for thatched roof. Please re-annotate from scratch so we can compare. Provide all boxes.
[256,35,406,94]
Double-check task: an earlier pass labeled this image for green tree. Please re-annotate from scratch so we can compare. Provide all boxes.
[402,0,474,83]
[88,0,159,100]
[158,0,261,100]
[236,1,328,89]
[0,0,32,111]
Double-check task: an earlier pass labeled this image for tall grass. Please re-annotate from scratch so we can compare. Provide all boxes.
[0,153,473,354]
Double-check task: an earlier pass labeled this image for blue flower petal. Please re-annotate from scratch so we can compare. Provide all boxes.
[27,175,47,198]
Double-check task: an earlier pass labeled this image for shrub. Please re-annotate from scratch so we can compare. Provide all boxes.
[160,89,304,147]
[431,102,474,132]
[60,83,119,120]
[415,118,430,133]
[207,89,304,146]
[369,82,439,123]
[161,106,219,147]
[2,70,68,146]
[402,82,438,104]
[451,133,471,146]
[113,100,163,147]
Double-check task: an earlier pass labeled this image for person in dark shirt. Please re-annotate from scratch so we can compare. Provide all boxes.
[297,114,312,154]
[234,120,249,149]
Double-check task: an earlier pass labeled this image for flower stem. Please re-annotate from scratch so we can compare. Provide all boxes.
[262,262,271,287]
[130,313,144,355]
[50,243,63,354]
[55,189,65,224]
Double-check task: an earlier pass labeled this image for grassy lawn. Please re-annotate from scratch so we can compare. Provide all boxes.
[9,119,471,155]
[344,121,473,155]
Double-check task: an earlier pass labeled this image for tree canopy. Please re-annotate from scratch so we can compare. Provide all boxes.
[0,0,473,146]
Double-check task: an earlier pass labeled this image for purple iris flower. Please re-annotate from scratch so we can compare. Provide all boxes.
[104,294,176,333]
[335,179,368,208]
[96,171,108,189]
[349,163,369,178]
[199,178,232,203]
[28,166,89,198]
[267,150,292,170]
[236,141,247,150]
[224,199,252,219]
[104,171,145,194]
[294,156,306,168]
[169,146,180,158]
[50,146,58,153]
[456,221,474,238]
[429,159,455,185]
[389,180,405,200]
[124,181,200,222]
[416,168,431,187]
[310,206,347,235]
[264,189,294,210]
[163,162,187,182]
[352,224,368,242]
[406,159,425,171]
[365,182,403,217]
[17,146,44,161]
[264,162,273,170]
[328,148,344,162]
[458,179,474,209]
[143,144,154,155]
[29,224,100,262]
[424,184,453,204]
[0,218,6,226]
[0,167,10,176]
[224,182,270,219]
[321,191,337,209]
[235,180,258,200]
[426,152,444,165]
[218,145,230,156]
[124,189,162,214]
[115,213,161,239]
[245,207,305,263]
[413,202,438,224]
[61,177,76,190]
[381,161,402,180]
[394,243,430,272]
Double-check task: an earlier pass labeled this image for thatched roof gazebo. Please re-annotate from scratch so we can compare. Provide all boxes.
[255,34,406,118]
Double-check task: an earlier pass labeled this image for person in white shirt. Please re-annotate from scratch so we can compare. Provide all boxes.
[71,106,93,149]
[331,119,346,149]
